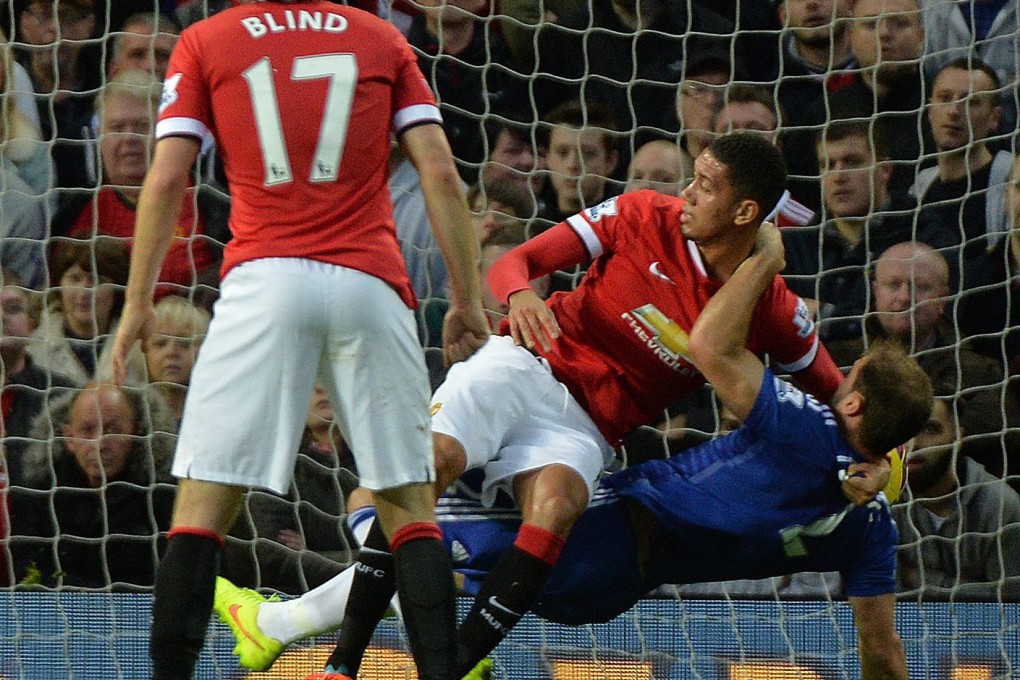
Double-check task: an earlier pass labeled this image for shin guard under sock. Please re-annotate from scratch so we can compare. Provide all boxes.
[326,520,395,676]
[455,524,565,675]
[392,522,457,680]
[150,528,222,680]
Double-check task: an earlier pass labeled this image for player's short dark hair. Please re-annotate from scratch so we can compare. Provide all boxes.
[816,118,891,160]
[856,341,934,457]
[937,56,1003,107]
[707,132,786,221]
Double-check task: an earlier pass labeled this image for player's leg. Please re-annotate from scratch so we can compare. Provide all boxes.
[151,479,245,679]
[152,259,320,678]
[324,433,467,677]
[318,265,458,680]
[454,465,590,675]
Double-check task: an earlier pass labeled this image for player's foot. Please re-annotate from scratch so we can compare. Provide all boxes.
[462,657,494,680]
[213,576,285,671]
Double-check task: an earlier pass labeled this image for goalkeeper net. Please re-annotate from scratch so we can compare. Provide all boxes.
[0,0,1018,678]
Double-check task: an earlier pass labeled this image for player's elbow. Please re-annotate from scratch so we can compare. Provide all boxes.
[687,332,727,374]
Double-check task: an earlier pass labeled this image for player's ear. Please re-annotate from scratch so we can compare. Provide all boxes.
[732,199,758,227]
[836,390,865,418]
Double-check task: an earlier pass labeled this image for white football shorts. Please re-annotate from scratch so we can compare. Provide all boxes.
[173,257,434,494]
[430,335,615,507]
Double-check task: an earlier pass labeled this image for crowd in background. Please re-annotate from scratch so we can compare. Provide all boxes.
[0,0,1016,601]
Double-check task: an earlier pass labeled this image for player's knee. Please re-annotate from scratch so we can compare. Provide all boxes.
[345,486,375,513]
[433,433,467,492]
[525,490,587,536]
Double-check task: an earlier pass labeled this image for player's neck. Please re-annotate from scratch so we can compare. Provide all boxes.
[700,236,756,282]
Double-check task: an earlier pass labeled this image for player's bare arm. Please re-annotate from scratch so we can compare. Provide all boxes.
[400,123,489,366]
[111,136,200,384]
[688,221,785,421]
[850,594,908,680]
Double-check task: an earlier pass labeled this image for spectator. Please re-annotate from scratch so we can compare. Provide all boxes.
[624,139,688,197]
[388,143,451,300]
[786,0,934,197]
[496,0,582,69]
[958,154,1020,376]
[12,0,103,195]
[783,119,953,341]
[534,0,733,150]
[0,269,76,487]
[674,53,731,175]
[238,385,360,570]
[770,0,855,130]
[894,389,1020,600]
[827,241,1020,479]
[139,296,210,425]
[108,12,180,80]
[479,115,545,215]
[8,382,177,589]
[537,100,620,229]
[28,239,129,385]
[910,57,1012,299]
[0,28,51,288]
[920,0,1018,133]
[711,83,817,225]
[407,0,520,183]
[467,178,531,244]
[51,70,227,305]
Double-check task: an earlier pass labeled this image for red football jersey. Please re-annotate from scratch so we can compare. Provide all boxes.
[540,191,829,445]
[156,2,441,308]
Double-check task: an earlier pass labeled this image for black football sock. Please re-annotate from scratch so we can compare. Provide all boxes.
[150,528,222,680]
[455,524,564,675]
[392,522,457,680]
[326,520,395,676]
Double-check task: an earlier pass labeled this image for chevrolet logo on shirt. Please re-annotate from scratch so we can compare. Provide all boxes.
[621,304,697,374]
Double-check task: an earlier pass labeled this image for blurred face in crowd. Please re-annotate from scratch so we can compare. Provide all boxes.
[144,317,201,386]
[100,93,154,189]
[19,0,95,46]
[904,398,957,494]
[470,192,523,244]
[676,70,728,157]
[779,0,851,47]
[850,0,924,77]
[872,244,949,343]
[713,101,779,144]
[625,140,685,196]
[110,21,177,79]
[418,0,486,25]
[64,385,137,488]
[0,286,34,349]
[306,384,335,430]
[546,125,618,212]
[60,264,116,338]
[484,128,543,195]
[928,66,1001,152]
[817,133,890,218]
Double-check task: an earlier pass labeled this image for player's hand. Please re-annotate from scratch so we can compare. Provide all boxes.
[110,300,156,385]
[442,301,490,366]
[753,221,786,273]
[507,289,560,352]
[839,458,891,506]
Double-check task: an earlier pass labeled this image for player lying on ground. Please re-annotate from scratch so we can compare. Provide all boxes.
[216,223,931,680]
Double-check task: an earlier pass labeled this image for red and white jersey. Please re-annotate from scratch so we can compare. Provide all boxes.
[157,2,441,307]
[767,189,816,228]
[542,191,830,445]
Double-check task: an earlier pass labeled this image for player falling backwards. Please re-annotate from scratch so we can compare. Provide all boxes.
[244,133,884,680]
[110,2,489,679]
[217,221,931,680]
